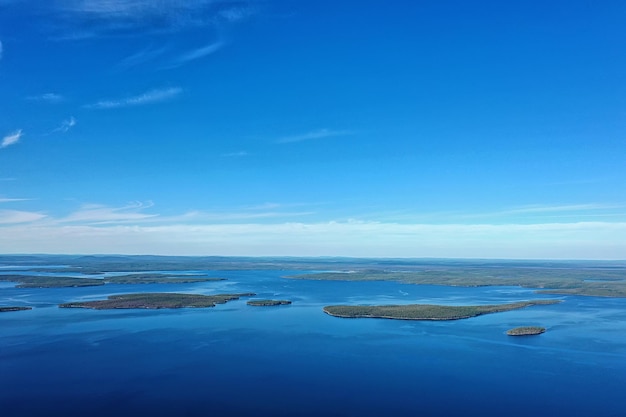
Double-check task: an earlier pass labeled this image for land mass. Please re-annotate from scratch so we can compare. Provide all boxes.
[0,275,104,288]
[0,306,32,312]
[247,299,292,306]
[506,326,546,336]
[0,273,225,288]
[287,269,626,298]
[59,292,255,309]
[104,274,225,284]
[323,300,560,320]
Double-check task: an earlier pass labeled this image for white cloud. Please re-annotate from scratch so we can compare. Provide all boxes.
[219,7,255,22]
[0,197,29,203]
[86,87,182,109]
[2,198,623,258]
[52,116,77,133]
[507,203,624,214]
[56,0,250,34]
[276,128,354,144]
[172,41,223,67]
[1,217,624,259]
[26,93,64,103]
[1,130,23,149]
[221,151,249,157]
[0,209,46,224]
[116,45,167,70]
[60,201,158,224]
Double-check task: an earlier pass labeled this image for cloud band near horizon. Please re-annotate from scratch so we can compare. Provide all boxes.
[1,219,624,260]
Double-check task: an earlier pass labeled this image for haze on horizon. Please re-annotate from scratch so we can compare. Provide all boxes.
[1,1,625,259]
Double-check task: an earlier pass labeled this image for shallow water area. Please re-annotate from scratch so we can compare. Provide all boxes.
[2,267,626,417]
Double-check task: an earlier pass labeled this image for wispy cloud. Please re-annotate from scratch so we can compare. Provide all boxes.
[219,6,255,22]
[55,1,252,35]
[506,203,624,214]
[455,203,626,222]
[26,92,65,103]
[60,201,158,224]
[0,197,30,203]
[170,41,224,67]
[86,87,182,109]
[221,151,249,157]
[275,128,354,144]
[115,45,167,71]
[51,116,77,133]
[0,209,46,224]
[1,130,23,149]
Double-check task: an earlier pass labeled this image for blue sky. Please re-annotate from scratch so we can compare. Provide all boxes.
[1,0,625,258]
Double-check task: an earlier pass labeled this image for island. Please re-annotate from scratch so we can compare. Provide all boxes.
[247,299,292,306]
[59,292,255,309]
[0,273,226,288]
[287,268,626,298]
[0,306,32,313]
[104,274,226,284]
[506,326,546,336]
[0,275,104,288]
[323,300,561,321]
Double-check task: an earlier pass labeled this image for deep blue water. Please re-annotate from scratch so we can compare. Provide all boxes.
[2,269,626,417]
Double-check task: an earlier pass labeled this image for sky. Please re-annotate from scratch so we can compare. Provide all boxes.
[0,0,625,259]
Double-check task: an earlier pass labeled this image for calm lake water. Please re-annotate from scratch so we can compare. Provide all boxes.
[2,269,626,417]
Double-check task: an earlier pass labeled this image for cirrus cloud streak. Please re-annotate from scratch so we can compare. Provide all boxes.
[85,87,182,109]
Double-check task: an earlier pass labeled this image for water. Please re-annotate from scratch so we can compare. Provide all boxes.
[1,269,625,416]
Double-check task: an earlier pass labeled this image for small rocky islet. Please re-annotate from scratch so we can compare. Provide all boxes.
[506,326,546,336]
[246,299,292,306]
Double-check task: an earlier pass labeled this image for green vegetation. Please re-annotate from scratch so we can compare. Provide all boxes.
[247,299,292,306]
[506,326,546,336]
[59,292,255,309]
[0,275,104,288]
[3,256,624,298]
[323,300,561,320]
[104,274,225,284]
[0,306,32,312]
[288,268,626,298]
[0,273,225,288]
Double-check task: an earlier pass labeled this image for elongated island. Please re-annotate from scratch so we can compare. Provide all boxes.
[0,306,32,313]
[59,292,255,309]
[323,300,560,320]
[247,299,292,306]
[0,273,225,288]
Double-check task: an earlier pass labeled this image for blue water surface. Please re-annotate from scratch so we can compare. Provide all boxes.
[1,269,625,417]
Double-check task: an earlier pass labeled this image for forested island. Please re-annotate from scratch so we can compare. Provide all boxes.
[506,326,546,336]
[2,255,624,298]
[288,268,626,298]
[0,273,224,288]
[105,274,225,284]
[323,300,560,320]
[59,292,255,309]
[0,275,104,288]
[247,300,292,306]
[0,306,32,312]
